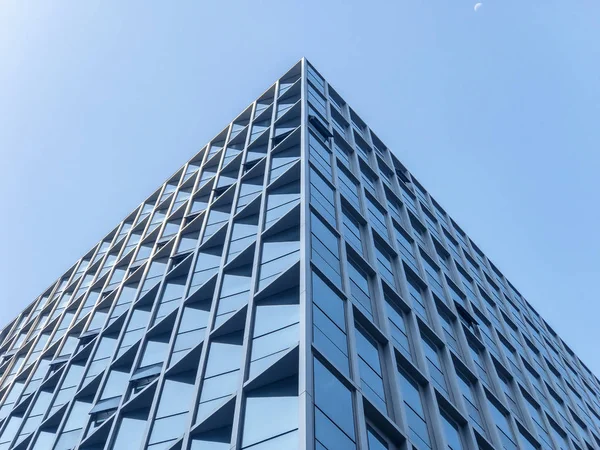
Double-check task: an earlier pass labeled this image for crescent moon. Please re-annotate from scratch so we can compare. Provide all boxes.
[474,2,482,11]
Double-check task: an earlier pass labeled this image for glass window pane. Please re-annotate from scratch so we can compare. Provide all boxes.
[314,358,355,440]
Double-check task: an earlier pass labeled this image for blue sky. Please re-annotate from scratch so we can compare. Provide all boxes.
[1,1,599,373]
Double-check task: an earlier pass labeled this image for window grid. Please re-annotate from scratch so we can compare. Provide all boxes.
[0,59,598,450]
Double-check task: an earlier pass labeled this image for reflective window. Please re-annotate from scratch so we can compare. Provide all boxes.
[308,85,327,118]
[259,227,300,290]
[436,245,453,280]
[355,326,387,411]
[312,272,349,376]
[241,376,298,448]
[410,216,428,249]
[0,381,24,419]
[406,276,428,323]
[250,287,299,378]
[0,416,22,448]
[197,332,243,421]
[269,146,300,183]
[236,178,263,212]
[354,136,370,159]
[309,132,332,180]
[385,296,411,358]
[54,398,92,449]
[190,245,222,289]
[379,164,393,187]
[440,410,465,450]
[334,139,351,167]
[203,207,231,240]
[367,197,388,238]
[374,243,395,288]
[420,251,444,299]
[342,208,363,254]
[172,302,209,363]
[139,334,169,369]
[525,365,549,410]
[162,219,181,238]
[148,371,195,448]
[361,166,378,198]
[83,336,117,385]
[500,339,524,384]
[18,390,51,440]
[101,369,129,400]
[337,167,360,210]
[190,194,209,215]
[347,260,373,320]
[367,426,389,450]
[141,258,167,295]
[487,397,517,450]
[118,307,150,356]
[217,269,252,324]
[398,369,432,449]
[311,212,341,287]
[400,184,418,215]
[111,410,148,450]
[496,370,523,421]
[444,230,462,261]
[332,111,348,139]
[314,358,356,449]
[457,268,480,309]
[307,64,326,93]
[329,88,345,111]
[523,395,553,449]
[468,341,490,387]
[395,226,418,273]
[135,243,153,262]
[455,371,486,436]
[518,430,540,450]
[421,335,449,397]
[548,420,569,450]
[250,321,299,375]
[154,276,186,324]
[190,426,232,449]
[277,92,299,118]
[438,308,460,355]
[310,167,336,226]
[264,180,300,227]
[177,230,199,254]
[250,119,270,142]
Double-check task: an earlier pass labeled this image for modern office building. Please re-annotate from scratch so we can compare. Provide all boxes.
[0,58,599,450]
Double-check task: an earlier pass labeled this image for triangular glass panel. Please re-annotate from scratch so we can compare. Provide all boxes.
[194,394,236,434]
[255,260,300,301]
[78,412,114,450]
[278,76,300,97]
[254,87,274,119]
[236,176,263,213]
[273,115,300,145]
[249,117,271,143]
[183,161,201,183]
[212,304,248,338]
[202,209,230,244]
[189,425,232,450]
[258,226,300,291]
[221,147,243,172]
[247,345,299,390]
[206,136,225,161]
[277,98,298,119]
[229,123,246,141]
[254,100,270,118]
[264,179,300,230]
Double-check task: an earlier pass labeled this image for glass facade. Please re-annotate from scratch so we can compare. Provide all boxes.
[0,58,599,450]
